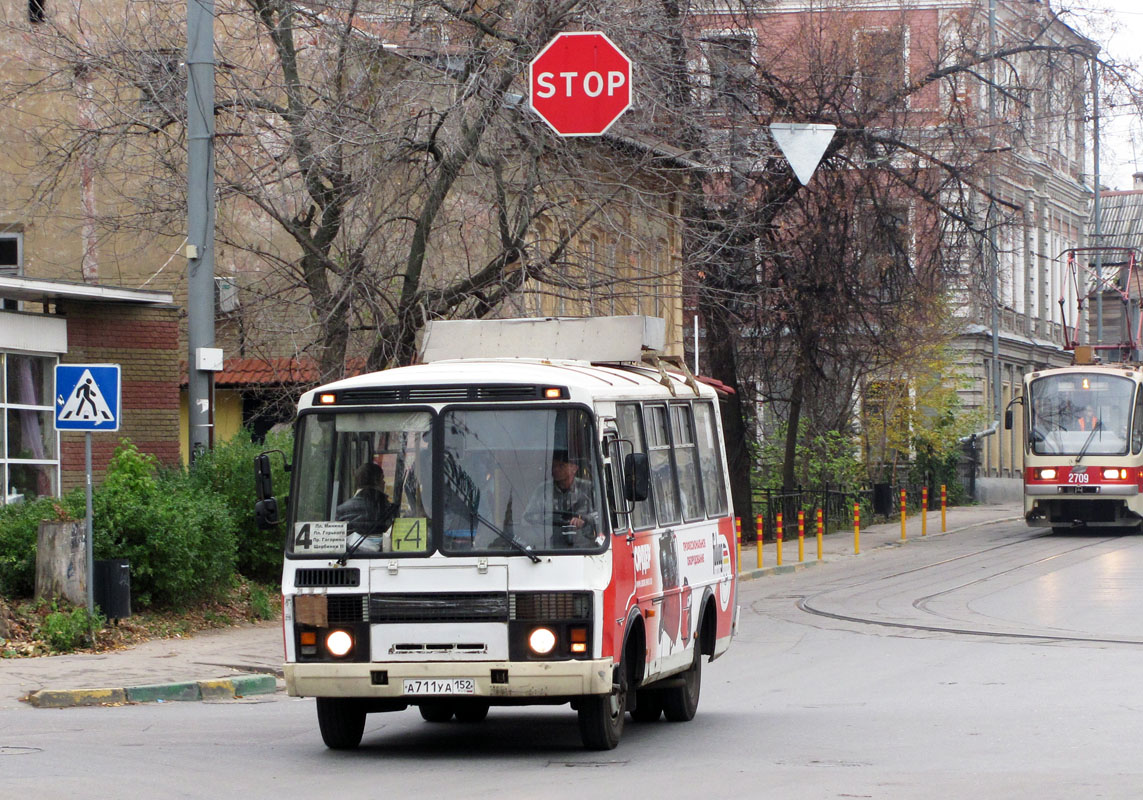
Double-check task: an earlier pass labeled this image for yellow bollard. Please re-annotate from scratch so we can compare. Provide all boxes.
[735,517,741,573]
[816,508,824,561]
[798,510,805,562]
[941,484,947,532]
[922,487,928,536]
[854,502,861,555]
[900,488,907,542]
[776,512,784,567]
[756,514,763,569]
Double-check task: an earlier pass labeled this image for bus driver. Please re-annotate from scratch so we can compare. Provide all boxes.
[526,450,598,545]
[336,462,399,546]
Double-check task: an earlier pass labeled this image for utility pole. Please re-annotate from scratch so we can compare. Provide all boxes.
[186,0,216,461]
[987,0,1002,475]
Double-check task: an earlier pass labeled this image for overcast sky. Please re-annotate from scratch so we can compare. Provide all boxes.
[1064,0,1143,190]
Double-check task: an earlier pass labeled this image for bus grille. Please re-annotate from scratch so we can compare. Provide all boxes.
[327,594,369,624]
[370,592,509,622]
[511,592,592,620]
[295,568,360,587]
[363,592,593,623]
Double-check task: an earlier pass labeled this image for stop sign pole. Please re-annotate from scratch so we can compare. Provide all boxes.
[529,32,632,137]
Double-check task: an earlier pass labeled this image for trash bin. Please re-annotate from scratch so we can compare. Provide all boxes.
[93,559,131,620]
[872,483,893,517]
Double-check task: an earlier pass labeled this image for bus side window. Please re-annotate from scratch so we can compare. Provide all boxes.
[1133,388,1143,454]
[671,404,705,522]
[646,404,681,526]
[694,402,728,517]
[616,403,657,530]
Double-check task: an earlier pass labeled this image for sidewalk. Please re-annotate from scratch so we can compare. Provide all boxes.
[0,502,1022,710]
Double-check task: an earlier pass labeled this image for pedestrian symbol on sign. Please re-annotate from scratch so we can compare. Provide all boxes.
[59,371,114,423]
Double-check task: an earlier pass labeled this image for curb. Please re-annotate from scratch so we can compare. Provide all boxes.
[26,673,279,709]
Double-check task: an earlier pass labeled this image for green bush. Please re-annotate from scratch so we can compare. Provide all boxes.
[41,604,105,652]
[185,428,292,582]
[0,493,85,598]
[92,441,238,608]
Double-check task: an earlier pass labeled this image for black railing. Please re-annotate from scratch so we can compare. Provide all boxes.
[749,477,966,543]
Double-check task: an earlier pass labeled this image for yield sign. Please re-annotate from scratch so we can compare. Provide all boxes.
[769,122,837,186]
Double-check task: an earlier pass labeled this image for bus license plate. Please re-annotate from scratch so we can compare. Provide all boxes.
[403,678,476,695]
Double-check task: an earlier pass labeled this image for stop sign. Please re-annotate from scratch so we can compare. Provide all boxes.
[529,32,632,137]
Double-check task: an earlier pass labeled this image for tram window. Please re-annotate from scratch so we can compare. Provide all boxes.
[646,404,681,525]
[671,404,705,522]
[1133,388,1143,454]
[616,404,657,530]
[694,402,728,517]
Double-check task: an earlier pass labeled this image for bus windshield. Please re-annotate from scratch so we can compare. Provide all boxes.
[441,407,605,555]
[1028,372,1134,456]
[288,406,604,557]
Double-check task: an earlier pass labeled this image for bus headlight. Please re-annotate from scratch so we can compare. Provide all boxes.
[1037,468,1057,480]
[1103,468,1128,480]
[528,627,557,655]
[326,630,354,657]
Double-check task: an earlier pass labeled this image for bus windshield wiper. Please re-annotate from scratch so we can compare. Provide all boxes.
[473,512,540,562]
[1074,423,1100,465]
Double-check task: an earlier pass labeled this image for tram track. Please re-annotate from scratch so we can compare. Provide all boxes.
[790,530,1143,646]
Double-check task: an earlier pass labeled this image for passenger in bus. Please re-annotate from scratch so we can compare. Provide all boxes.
[526,450,598,546]
[336,462,400,546]
[1076,406,1100,431]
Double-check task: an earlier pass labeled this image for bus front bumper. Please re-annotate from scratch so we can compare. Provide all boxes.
[285,659,614,700]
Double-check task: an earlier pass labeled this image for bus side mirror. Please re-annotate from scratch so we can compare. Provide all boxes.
[255,497,280,528]
[624,453,650,502]
[254,453,274,501]
[1004,409,1013,430]
[254,453,281,528]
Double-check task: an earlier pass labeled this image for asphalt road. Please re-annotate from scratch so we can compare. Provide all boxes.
[8,518,1143,799]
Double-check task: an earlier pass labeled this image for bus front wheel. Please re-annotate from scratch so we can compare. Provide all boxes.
[316,697,366,749]
[578,666,626,749]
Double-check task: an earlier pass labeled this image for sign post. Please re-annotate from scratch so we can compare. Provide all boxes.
[529,32,632,137]
[54,364,121,617]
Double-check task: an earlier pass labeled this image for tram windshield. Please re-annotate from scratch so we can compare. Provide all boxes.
[1028,373,1134,456]
[288,407,605,557]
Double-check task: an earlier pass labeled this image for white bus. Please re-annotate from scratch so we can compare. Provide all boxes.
[255,317,739,750]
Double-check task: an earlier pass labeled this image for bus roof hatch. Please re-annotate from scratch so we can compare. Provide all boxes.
[419,316,667,363]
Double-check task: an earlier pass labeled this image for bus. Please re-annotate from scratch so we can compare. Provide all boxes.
[254,316,739,750]
[1012,354,1143,533]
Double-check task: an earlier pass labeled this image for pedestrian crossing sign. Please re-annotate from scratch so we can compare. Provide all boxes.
[54,364,121,431]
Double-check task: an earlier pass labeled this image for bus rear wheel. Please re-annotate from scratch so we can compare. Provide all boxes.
[418,701,455,722]
[316,697,366,749]
[454,700,490,723]
[662,643,702,722]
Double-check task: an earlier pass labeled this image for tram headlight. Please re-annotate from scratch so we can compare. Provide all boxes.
[1037,468,1057,480]
[527,627,557,655]
[326,629,354,658]
[1103,468,1128,480]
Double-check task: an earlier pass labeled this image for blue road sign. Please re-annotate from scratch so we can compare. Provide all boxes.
[55,364,121,431]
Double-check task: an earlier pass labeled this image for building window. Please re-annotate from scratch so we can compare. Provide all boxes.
[854,27,907,107]
[704,35,754,111]
[0,233,22,311]
[2,353,60,505]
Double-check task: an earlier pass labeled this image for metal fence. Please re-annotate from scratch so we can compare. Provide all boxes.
[749,476,969,543]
